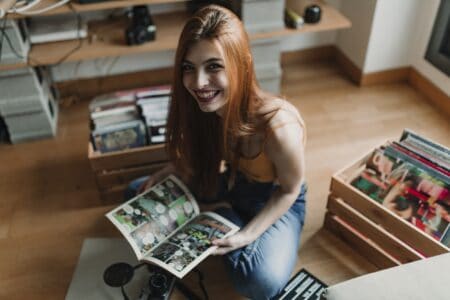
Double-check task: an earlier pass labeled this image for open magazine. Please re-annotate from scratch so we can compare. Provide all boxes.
[106,175,240,278]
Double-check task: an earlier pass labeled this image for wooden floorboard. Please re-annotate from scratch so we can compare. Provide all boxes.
[0,60,448,299]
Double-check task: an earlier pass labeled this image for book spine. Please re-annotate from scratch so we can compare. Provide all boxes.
[400,129,450,161]
[392,142,450,176]
[399,141,450,171]
[384,145,450,184]
[91,106,136,119]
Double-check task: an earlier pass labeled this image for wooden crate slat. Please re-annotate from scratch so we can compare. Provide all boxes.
[331,149,374,183]
[324,213,400,270]
[330,175,449,256]
[327,195,425,263]
[96,162,168,189]
[88,143,167,171]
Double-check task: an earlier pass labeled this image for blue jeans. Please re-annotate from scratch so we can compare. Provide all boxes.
[125,172,307,300]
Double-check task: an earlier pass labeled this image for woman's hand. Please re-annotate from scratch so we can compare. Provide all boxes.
[212,231,254,255]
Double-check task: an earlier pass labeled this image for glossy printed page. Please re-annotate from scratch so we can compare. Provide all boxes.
[143,212,240,278]
[106,175,200,259]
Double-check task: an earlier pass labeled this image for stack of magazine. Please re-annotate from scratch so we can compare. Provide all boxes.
[89,85,171,153]
[350,129,450,247]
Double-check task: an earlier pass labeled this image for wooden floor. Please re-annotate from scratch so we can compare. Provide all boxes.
[0,60,449,300]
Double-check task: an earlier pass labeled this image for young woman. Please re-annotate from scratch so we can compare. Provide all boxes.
[127,5,307,299]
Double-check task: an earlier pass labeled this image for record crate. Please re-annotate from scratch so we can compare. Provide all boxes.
[88,142,169,202]
[324,148,449,270]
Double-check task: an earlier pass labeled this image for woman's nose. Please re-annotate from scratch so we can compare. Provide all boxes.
[195,70,209,88]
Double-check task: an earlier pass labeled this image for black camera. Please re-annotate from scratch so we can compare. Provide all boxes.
[145,266,175,300]
[103,263,175,300]
[126,6,156,46]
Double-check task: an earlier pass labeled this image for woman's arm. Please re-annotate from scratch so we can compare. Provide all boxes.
[213,113,305,254]
[138,163,176,192]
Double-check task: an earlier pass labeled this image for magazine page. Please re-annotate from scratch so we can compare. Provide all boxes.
[106,175,200,260]
[142,212,240,278]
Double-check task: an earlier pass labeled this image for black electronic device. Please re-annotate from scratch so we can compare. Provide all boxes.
[103,262,207,300]
[126,6,156,46]
[304,5,321,24]
[104,262,175,300]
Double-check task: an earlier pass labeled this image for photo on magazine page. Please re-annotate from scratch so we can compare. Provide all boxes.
[106,175,200,259]
[144,212,240,278]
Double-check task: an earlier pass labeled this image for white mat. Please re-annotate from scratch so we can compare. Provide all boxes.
[65,238,150,300]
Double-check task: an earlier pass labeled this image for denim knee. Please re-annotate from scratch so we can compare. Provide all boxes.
[123,176,149,201]
[225,237,298,299]
[227,252,289,300]
[224,207,303,299]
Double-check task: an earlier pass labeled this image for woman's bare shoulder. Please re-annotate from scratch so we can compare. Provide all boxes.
[257,97,302,127]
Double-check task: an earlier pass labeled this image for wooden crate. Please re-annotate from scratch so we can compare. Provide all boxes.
[324,149,449,270]
[88,142,168,202]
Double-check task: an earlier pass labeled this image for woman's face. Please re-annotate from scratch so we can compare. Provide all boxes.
[182,39,229,115]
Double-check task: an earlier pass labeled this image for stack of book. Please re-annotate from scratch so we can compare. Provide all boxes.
[135,87,170,145]
[350,129,450,247]
[89,85,171,153]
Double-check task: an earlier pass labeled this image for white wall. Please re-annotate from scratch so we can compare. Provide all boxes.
[363,0,422,73]
[335,0,377,69]
[336,0,449,96]
[410,0,450,96]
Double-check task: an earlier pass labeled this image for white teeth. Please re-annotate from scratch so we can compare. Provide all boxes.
[196,91,216,98]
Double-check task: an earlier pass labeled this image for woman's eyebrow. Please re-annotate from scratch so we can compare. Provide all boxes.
[182,58,223,65]
[204,58,223,64]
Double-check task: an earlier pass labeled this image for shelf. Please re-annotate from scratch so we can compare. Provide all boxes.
[0,2,351,72]
[29,11,185,66]
[9,0,188,18]
[251,2,351,39]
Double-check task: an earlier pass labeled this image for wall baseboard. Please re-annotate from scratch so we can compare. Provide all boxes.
[56,67,173,102]
[281,46,336,66]
[409,68,450,117]
[330,47,449,117]
[360,67,410,86]
[334,47,362,84]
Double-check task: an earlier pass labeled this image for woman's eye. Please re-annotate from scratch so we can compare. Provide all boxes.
[182,64,194,72]
[208,63,223,71]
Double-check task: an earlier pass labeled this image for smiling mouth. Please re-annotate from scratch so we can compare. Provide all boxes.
[195,90,220,103]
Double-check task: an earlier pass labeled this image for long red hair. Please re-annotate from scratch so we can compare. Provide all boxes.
[166,5,269,197]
